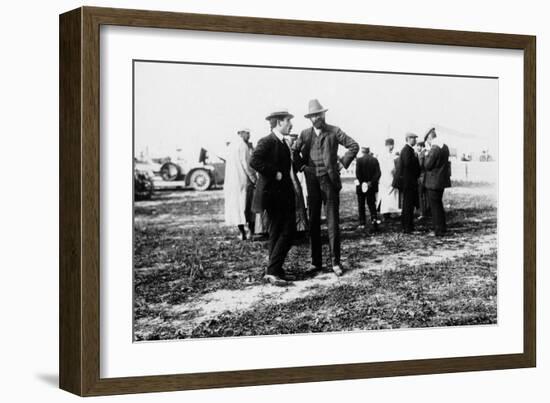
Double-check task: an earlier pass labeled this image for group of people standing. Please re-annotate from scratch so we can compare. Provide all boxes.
[224,99,451,286]
[356,129,451,236]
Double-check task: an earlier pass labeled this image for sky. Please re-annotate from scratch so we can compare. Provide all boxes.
[134,61,498,161]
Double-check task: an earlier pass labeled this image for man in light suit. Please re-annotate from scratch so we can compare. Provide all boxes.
[293,99,359,276]
[250,109,296,286]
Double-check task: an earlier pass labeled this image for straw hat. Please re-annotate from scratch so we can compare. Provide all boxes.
[265,109,294,120]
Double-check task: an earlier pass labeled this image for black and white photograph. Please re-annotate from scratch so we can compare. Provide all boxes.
[133,60,498,341]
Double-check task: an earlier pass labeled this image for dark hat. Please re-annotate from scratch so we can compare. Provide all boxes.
[424,127,436,142]
[361,146,370,153]
[304,99,328,118]
[385,138,394,146]
[417,141,425,148]
[265,109,294,121]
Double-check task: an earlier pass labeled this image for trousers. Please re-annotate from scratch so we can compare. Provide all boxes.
[427,189,446,235]
[305,173,340,267]
[266,199,296,276]
[401,186,418,232]
[356,186,377,225]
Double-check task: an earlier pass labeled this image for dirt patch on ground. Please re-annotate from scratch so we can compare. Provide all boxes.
[134,181,498,341]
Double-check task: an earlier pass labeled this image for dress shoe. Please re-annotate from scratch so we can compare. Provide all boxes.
[305,264,323,277]
[279,273,296,282]
[332,264,344,276]
[263,274,290,287]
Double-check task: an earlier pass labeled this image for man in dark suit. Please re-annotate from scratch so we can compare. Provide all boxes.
[423,128,451,236]
[415,141,431,218]
[394,133,421,233]
[293,99,359,276]
[250,109,296,286]
[355,147,381,232]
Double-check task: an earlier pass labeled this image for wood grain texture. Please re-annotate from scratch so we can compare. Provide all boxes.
[59,8,83,396]
[59,6,537,396]
[523,38,536,367]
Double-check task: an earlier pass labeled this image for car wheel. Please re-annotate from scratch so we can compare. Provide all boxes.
[160,162,181,181]
[189,169,212,191]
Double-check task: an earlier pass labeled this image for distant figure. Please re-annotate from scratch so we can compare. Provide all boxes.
[394,133,421,233]
[224,128,257,240]
[250,110,296,286]
[423,128,451,236]
[415,141,430,218]
[379,138,400,217]
[293,99,359,277]
[355,147,381,232]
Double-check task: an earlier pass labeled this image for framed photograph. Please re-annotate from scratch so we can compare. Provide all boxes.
[59,6,536,396]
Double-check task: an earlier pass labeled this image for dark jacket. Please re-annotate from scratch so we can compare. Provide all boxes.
[418,149,427,185]
[292,124,359,191]
[355,153,381,193]
[424,143,451,190]
[250,133,294,213]
[393,144,420,190]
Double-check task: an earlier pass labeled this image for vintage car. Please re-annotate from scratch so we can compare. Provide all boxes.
[137,148,226,192]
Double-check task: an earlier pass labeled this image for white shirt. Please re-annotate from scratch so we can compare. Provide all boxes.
[313,126,322,137]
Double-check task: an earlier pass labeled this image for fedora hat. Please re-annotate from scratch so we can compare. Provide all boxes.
[265,109,294,121]
[304,99,328,118]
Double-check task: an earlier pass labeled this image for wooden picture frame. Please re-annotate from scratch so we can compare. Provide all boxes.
[59,6,536,396]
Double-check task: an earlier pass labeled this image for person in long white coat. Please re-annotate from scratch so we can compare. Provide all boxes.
[224,128,257,240]
[378,138,401,216]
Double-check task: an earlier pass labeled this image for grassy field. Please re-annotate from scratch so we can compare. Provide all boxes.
[134,178,497,341]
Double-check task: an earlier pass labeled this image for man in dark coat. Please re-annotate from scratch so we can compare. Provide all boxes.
[250,109,296,286]
[423,128,451,236]
[292,99,359,276]
[415,141,431,218]
[394,133,421,233]
[355,147,381,232]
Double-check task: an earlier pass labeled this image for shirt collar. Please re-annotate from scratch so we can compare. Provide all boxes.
[272,128,285,142]
[313,126,322,136]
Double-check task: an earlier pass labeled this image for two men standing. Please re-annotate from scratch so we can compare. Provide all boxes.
[250,99,359,284]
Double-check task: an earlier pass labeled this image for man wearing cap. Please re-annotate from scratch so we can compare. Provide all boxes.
[292,99,359,276]
[355,147,381,232]
[224,128,257,240]
[394,133,421,233]
[423,128,451,236]
[250,110,296,286]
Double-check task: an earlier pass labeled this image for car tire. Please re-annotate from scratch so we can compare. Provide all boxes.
[189,169,212,191]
